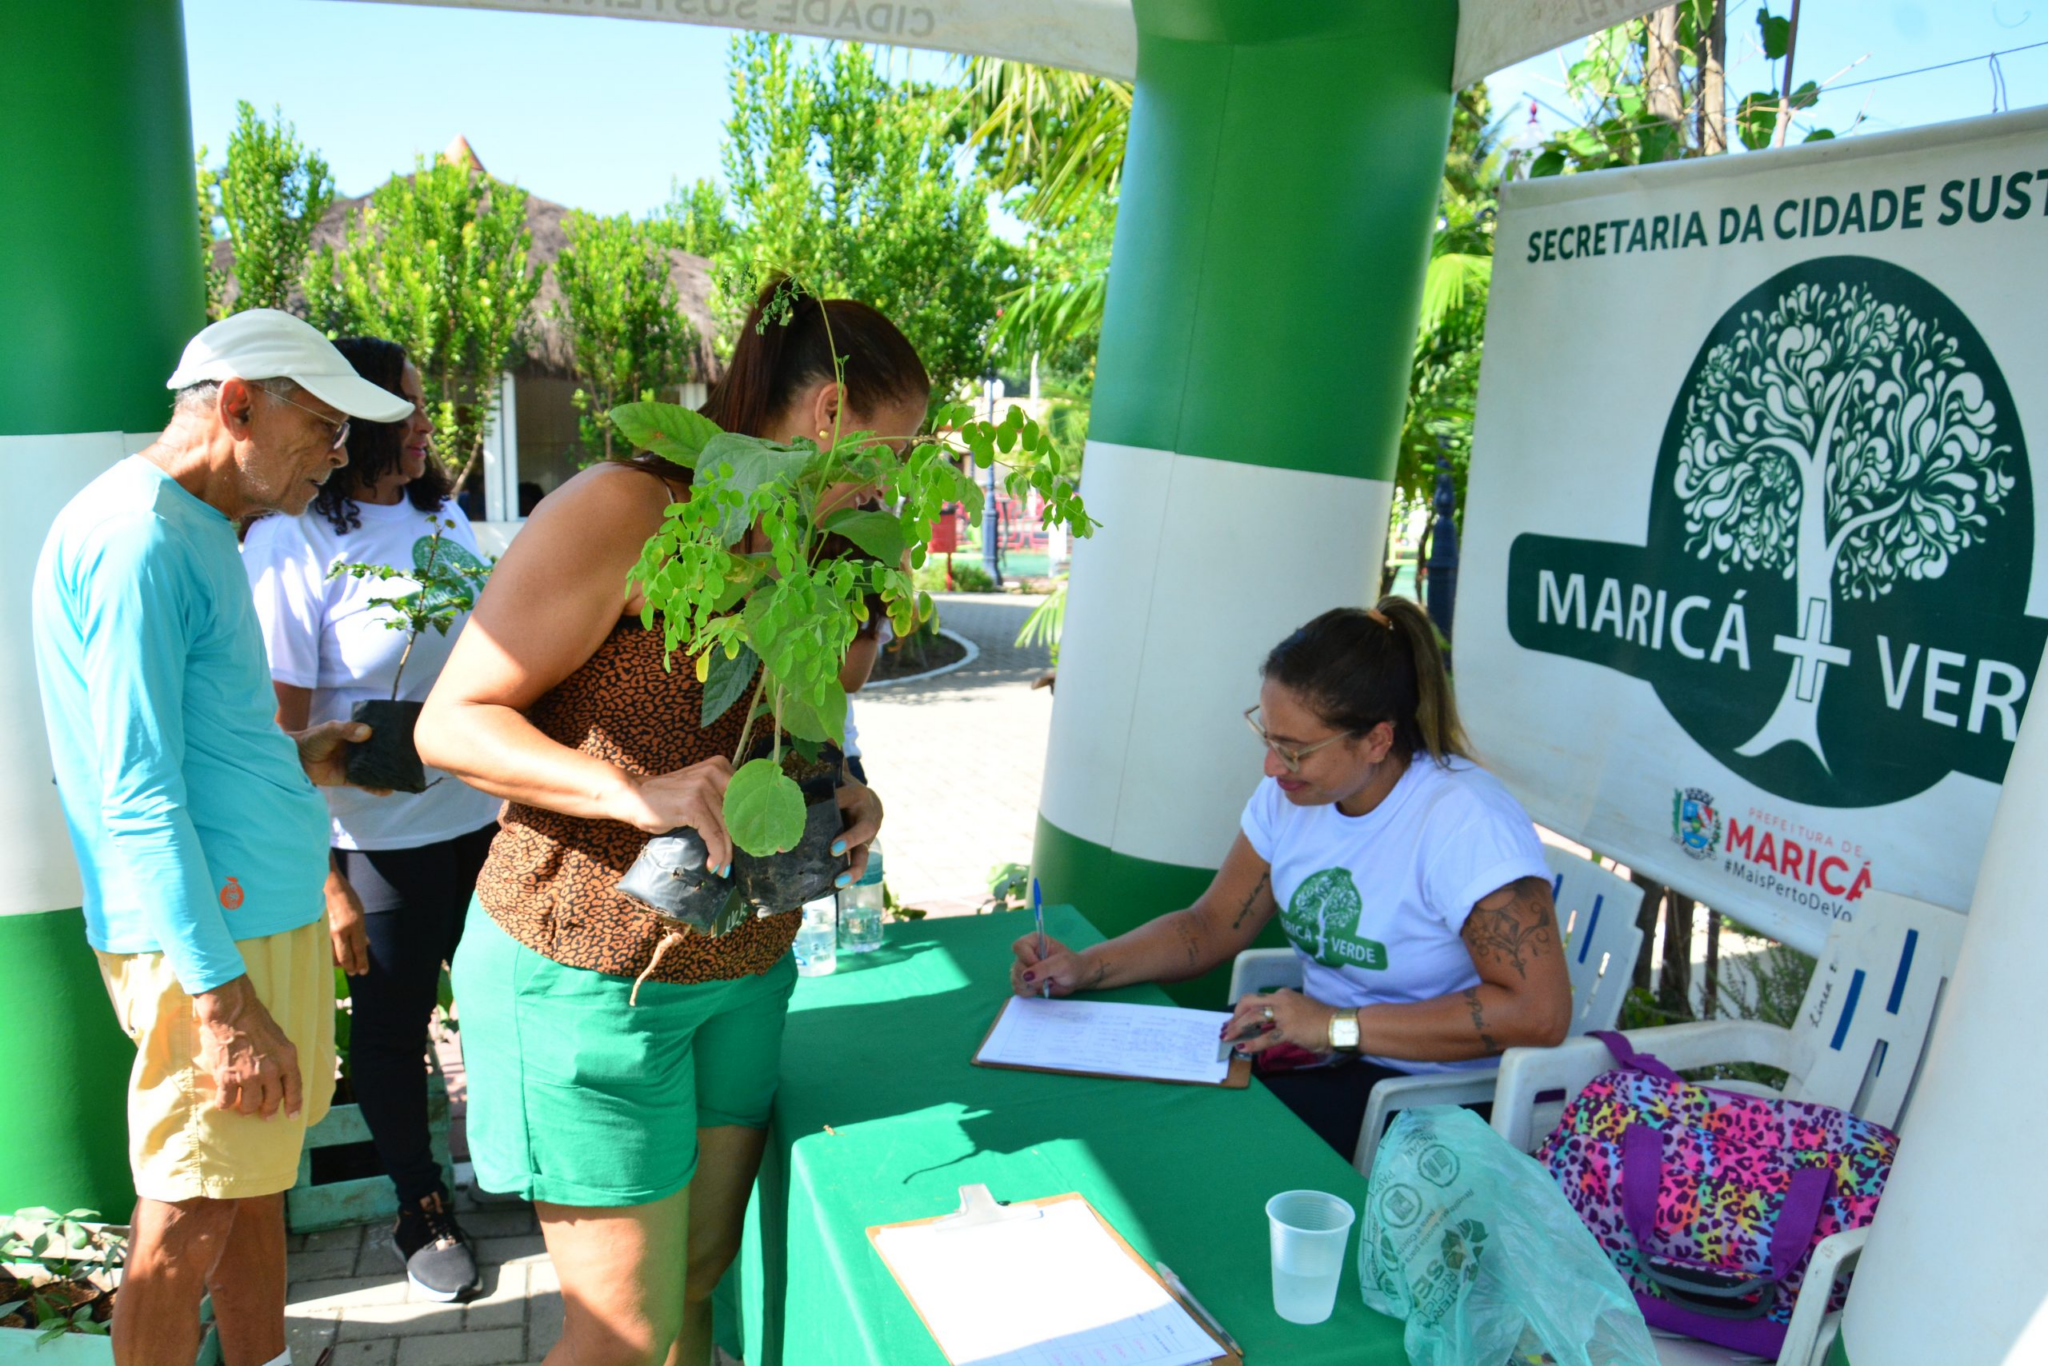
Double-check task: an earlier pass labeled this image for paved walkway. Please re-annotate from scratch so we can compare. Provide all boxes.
[853,591,1054,914]
[285,592,1056,1361]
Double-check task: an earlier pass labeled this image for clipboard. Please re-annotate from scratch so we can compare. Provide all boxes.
[972,997,1254,1089]
[867,1185,1244,1366]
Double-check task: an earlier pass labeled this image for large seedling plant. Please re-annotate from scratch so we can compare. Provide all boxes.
[612,289,1093,860]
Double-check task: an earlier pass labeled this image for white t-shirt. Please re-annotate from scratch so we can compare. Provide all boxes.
[1239,756,1548,1074]
[242,498,500,851]
[843,620,896,760]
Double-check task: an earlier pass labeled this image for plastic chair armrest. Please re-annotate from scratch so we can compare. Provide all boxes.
[1779,1227,1869,1366]
[1492,1036,1619,1151]
[1491,1021,1803,1152]
[1353,1068,1501,1177]
[1609,1019,1802,1075]
[1225,948,1302,1002]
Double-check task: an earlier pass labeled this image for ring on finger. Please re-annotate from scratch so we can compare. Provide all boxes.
[1261,1004,1275,1023]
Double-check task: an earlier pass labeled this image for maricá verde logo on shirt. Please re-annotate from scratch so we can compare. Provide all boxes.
[1281,868,1390,971]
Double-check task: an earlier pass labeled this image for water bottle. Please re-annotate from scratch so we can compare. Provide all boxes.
[793,896,837,977]
[837,839,885,955]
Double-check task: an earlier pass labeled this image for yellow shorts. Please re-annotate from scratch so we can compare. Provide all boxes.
[95,918,335,1202]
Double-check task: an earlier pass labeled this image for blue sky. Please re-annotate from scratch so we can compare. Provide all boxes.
[185,0,2048,219]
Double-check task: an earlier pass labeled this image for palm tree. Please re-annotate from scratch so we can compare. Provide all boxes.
[959,58,1128,363]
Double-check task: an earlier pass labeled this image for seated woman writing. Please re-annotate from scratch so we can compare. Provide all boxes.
[1011,599,1571,1157]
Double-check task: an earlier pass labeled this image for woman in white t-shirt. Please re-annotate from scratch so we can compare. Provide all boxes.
[1011,598,1571,1156]
[242,338,498,1302]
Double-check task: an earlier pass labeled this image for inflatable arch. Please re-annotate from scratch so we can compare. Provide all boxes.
[18,5,2012,1362]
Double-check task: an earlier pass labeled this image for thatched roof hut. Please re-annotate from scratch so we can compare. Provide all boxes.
[209,140,729,513]
[209,158,724,383]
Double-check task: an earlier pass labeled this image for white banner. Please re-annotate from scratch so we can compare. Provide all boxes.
[1461,109,2048,953]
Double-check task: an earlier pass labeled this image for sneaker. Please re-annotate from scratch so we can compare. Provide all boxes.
[392,1188,481,1302]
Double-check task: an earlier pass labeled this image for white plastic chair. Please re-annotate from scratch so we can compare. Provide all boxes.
[1225,845,1645,1176]
[1488,888,1965,1366]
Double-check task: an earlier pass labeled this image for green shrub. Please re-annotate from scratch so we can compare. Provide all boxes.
[914,558,995,594]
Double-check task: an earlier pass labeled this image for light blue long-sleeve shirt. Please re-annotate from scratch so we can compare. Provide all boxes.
[33,456,330,993]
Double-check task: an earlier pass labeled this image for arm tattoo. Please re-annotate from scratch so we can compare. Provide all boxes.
[1460,876,1558,982]
[1231,872,1274,931]
[1171,911,1203,968]
[1462,987,1503,1055]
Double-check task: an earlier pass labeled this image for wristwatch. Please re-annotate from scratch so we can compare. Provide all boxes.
[1327,1008,1361,1052]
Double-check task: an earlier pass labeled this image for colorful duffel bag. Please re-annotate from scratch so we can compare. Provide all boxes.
[1536,1030,1898,1358]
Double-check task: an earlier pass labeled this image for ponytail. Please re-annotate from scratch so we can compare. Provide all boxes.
[1260,597,1472,765]
[703,276,929,439]
[616,276,930,482]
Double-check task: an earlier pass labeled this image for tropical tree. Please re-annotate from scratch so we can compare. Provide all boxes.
[961,58,1127,367]
[304,157,541,490]
[1523,1,1857,179]
[654,177,738,260]
[715,34,1009,399]
[1394,84,1503,514]
[1675,279,2013,767]
[554,211,699,461]
[213,101,335,313]
[195,144,227,321]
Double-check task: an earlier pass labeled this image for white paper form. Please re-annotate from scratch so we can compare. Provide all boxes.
[978,997,1233,1085]
[873,1199,1221,1366]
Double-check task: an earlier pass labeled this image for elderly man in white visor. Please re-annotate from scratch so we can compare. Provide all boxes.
[32,310,415,1366]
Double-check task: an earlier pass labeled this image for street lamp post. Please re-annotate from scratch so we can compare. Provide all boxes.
[982,365,1004,588]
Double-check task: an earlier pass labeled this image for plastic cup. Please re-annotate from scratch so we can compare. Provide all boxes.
[1266,1190,1355,1325]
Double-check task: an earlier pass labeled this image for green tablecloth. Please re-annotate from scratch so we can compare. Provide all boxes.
[715,906,1406,1364]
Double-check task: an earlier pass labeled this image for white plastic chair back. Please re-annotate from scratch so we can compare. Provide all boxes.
[1542,845,1646,1035]
[1225,946,1303,1003]
[1782,888,1965,1128]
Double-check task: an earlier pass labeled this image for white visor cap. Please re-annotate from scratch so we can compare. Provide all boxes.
[166,309,415,424]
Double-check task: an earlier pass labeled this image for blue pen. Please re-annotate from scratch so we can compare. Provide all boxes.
[1032,878,1049,998]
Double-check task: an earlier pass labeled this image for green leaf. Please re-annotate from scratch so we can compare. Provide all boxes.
[610,402,721,469]
[701,646,759,729]
[724,759,807,857]
[1803,127,1837,143]
[698,434,812,545]
[776,678,848,746]
[1529,147,1567,179]
[1757,8,1791,61]
[820,508,907,564]
[1736,92,1780,151]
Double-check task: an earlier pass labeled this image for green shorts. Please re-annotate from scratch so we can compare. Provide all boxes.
[450,897,797,1207]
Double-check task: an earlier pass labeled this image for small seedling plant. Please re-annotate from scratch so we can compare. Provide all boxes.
[329,516,494,702]
[611,301,1094,862]
[0,1209,126,1343]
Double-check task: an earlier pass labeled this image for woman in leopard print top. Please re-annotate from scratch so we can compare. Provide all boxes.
[419,281,926,1366]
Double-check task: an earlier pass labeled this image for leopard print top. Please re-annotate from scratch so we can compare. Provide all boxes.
[474,617,801,983]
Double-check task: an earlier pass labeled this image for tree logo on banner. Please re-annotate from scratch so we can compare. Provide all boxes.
[1674,276,2014,769]
[1507,257,2039,809]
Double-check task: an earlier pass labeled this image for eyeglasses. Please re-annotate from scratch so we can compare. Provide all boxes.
[1243,706,1350,774]
[265,388,351,452]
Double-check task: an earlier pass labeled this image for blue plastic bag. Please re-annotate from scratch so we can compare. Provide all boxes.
[1359,1107,1658,1366]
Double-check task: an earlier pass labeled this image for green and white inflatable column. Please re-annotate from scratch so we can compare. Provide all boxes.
[1033,0,1457,1003]
[0,0,206,1215]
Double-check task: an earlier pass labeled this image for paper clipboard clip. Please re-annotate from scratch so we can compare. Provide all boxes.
[932,1184,1044,1232]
